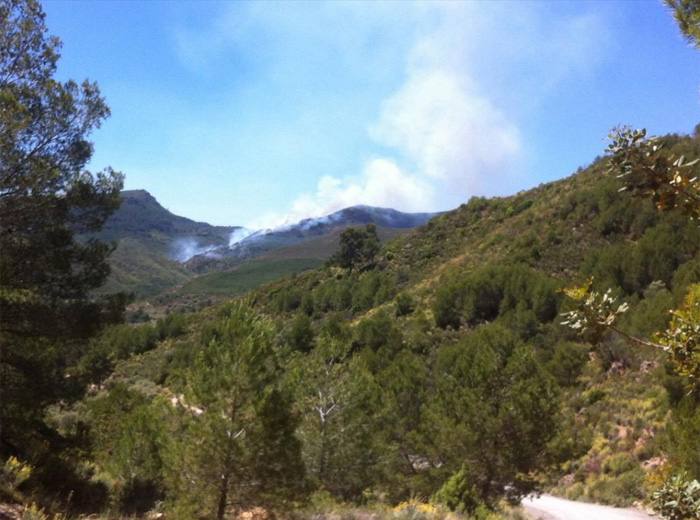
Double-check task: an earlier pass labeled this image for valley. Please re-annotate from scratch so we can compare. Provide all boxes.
[94,189,434,305]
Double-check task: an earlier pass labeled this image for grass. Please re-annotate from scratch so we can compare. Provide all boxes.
[178,257,324,296]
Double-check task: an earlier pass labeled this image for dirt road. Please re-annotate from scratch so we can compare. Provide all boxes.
[522,494,656,520]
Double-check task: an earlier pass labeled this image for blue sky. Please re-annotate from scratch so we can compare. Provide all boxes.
[44,1,699,227]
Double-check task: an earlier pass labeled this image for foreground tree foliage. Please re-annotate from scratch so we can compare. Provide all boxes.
[666,0,700,48]
[0,0,123,499]
[162,304,305,520]
[0,0,123,339]
[607,127,700,220]
[564,124,700,518]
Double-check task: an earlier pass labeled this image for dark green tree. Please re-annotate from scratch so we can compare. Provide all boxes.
[162,304,304,519]
[423,324,558,511]
[287,312,314,353]
[373,350,431,500]
[329,224,380,271]
[0,0,123,460]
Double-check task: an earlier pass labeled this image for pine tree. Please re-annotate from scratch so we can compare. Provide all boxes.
[329,224,381,271]
[424,324,558,511]
[0,0,123,459]
[162,304,305,519]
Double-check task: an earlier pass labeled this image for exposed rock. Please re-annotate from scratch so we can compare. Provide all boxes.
[608,360,626,376]
[239,507,271,520]
[639,360,658,374]
[642,456,666,471]
[616,424,632,440]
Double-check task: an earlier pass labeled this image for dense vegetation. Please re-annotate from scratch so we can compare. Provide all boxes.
[0,0,125,512]
[178,258,324,298]
[1,1,699,519]
[3,127,693,519]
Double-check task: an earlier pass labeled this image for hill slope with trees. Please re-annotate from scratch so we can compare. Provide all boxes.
[2,1,699,519]
[37,128,697,519]
[92,190,435,299]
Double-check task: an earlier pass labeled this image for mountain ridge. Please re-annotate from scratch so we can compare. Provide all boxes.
[184,204,439,272]
[95,189,439,296]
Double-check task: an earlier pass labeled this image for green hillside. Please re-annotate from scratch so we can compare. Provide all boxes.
[53,131,699,519]
[97,238,192,297]
[6,2,700,519]
[142,229,412,316]
[178,258,324,296]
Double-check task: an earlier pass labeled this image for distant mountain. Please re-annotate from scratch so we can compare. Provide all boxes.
[93,190,239,296]
[184,205,438,273]
[93,191,437,298]
[99,190,238,257]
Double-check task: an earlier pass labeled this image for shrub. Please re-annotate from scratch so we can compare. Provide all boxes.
[432,467,483,514]
[652,474,700,520]
[666,398,700,478]
[432,265,560,330]
[393,500,445,520]
[353,311,403,355]
[20,504,67,520]
[21,505,50,520]
[546,342,589,387]
[395,293,415,317]
[1,456,32,492]
[564,482,585,501]
[594,469,644,506]
[603,453,638,476]
[287,313,314,353]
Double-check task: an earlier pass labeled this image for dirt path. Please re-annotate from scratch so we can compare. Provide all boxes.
[522,494,656,520]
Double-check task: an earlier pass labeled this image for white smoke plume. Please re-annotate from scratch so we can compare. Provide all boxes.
[246,3,608,230]
[228,227,254,247]
[171,238,220,263]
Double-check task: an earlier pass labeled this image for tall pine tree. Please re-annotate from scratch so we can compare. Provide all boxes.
[162,304,305,519]
[0,0,123,461]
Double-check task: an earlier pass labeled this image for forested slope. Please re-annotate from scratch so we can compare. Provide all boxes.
[38,131,699,519]
[4,1,698,518]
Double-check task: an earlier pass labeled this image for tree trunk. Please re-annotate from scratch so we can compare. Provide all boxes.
[217,400,238,520]
[318,417,327,484]
[216,469,231,520]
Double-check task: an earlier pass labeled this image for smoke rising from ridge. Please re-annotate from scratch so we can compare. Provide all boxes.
[171,238,220,263]
[245,3,607,230]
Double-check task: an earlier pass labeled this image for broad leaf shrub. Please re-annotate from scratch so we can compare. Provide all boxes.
[651,473,700,520]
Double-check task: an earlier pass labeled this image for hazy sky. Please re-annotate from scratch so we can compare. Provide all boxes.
[44,1,699,227]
